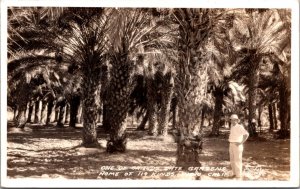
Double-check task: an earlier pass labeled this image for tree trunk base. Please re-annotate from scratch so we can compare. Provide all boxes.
[275,129,290,139]
[248,122,258,137]
[157,134,176,143]
[136,127,146,131]
[136,111,148,131]
[208,133,219,137]
[56,123,64,128]
[81,141,101,148]
[15,118,27,128]
[16,123,26,129]
[176,137,203,170]
[148,131,158,137]
[106,134,128,153]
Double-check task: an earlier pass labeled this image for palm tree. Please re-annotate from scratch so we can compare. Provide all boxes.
[267,51,291,138]
[128,59,148,131]
[204,24,239,136]
[128,59,176,137]
[145,61,159,135]
[230,9,290,137]
[157,69,174,136]
[55,8,111,147]
[256,55,281,132]
[99,63,110,131]
[145,56,175,137]
[105,8,166,152]
[169,8,233,168]
[275,10,291,139]
[8,7,110,147]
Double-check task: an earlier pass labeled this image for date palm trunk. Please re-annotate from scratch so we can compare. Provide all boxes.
[13,106,18,122]
[40,100,47,125]
[56,101,66,127]
[34,100,41,123]
[76,104,83,124]
[137,110,149,130]
[273,103,278,130]
[100,64,110,131]
[69,95,80,128]
[158,72,174,137]
[16,103,27,128]
[171,96,178,130]
[176,99,203,169]
[15,83,30,128]
[81,71,100,148]
[247,67,258,137]
[102,102,110,131]
[210,88,224,137]
[64,104,70,124]
[268,103,274,132]
[146,73,158,136]
[174,9,210,169]
[258,104,262,133]
[106,58,135,153]
[54,105,59,122]
[278,81,290,139]
[46,99,54,125]
[200,108,206,129]
[26,101,34,123]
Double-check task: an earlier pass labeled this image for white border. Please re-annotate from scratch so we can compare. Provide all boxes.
[290,0,300,186]
[1,2,8,188]
[1,0,299,188]
[0,0,297,8]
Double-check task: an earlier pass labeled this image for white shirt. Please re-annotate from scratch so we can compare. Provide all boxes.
[228,124,249,143]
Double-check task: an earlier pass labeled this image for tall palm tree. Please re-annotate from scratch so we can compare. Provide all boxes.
[145,61,158,135]
[127,58,176,136]
[256,55,281,131]
[100,62,110,131]
[157,68,174,136]
[169,8,233,168]
[145,55,175,137]
[8,7,110,147]
[203,20,239,136]
[275,10,291,139]
[266,51,291,138]
[230,9,290,137]
[57,8,111,147]
[105,8,166,152]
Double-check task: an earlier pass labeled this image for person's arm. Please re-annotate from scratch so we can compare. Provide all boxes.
[241,132,249,144]
[239,126,249,144]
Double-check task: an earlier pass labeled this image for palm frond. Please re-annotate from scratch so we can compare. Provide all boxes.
[8,54,56,73]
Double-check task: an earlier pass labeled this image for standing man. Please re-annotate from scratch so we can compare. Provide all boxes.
[228,114,249,180]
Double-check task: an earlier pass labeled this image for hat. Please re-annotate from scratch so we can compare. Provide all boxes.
[230,114,239,120]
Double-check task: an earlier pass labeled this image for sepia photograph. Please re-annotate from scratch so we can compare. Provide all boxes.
[1,0,299,188]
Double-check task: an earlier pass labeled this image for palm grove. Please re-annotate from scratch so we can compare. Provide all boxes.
[8,8,291,167]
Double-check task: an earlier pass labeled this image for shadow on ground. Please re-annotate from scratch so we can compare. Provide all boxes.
[6,122,290,180]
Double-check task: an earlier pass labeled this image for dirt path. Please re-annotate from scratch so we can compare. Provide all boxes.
[6,124,290,180]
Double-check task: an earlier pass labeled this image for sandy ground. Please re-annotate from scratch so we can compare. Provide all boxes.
[6,122,290,180]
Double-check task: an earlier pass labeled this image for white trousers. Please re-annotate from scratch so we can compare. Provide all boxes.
[229,143,244,177]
